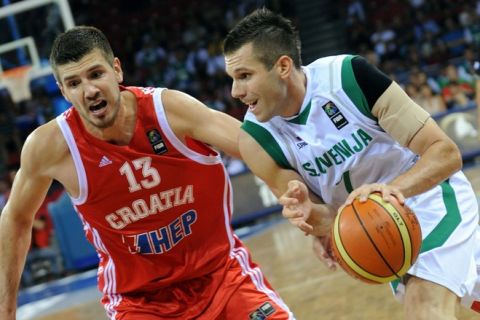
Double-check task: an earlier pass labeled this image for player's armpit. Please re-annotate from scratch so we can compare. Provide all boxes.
[372,82,430,147]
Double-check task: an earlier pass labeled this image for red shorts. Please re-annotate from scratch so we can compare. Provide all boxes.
[107,248,294,319]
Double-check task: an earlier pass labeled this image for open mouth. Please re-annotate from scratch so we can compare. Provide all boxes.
[89,100,108,115]
[247,100,258,111]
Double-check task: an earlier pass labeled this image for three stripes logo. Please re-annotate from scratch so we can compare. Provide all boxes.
[98,156,113,167]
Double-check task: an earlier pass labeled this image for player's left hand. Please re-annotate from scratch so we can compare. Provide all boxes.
[312,235,337,271]
[344,183,405,205]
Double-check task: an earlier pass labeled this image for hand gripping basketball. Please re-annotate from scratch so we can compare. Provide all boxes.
[330,192,422,284]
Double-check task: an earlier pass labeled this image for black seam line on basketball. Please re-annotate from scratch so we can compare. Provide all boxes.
[352,201,401,279]
[369,197,409,271]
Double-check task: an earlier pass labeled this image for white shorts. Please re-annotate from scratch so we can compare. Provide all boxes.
[389,171,480,312]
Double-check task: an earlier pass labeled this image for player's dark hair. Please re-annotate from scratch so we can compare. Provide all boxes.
[223,8,302,70]
[49,26,114,81]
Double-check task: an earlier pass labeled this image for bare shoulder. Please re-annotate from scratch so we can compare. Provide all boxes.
[161,89,204,115]
[159,89,209,137]
[161,88,196,104]
[21,119,69,178]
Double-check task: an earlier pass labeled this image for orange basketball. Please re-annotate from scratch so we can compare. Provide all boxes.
[331,192,422,284]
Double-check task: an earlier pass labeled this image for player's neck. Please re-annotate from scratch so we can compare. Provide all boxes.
[285,68,307,116]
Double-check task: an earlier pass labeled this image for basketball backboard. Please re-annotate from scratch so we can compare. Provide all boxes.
[0,0,74,95]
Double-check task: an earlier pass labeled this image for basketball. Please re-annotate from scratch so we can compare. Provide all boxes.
[331,192,422,284]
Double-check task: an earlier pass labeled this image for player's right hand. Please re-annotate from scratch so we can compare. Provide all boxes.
[279,180,314,234]
[313,235,337,271]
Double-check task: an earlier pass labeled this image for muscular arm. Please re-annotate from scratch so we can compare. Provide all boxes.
[369,78,460,198]
[239,130,334,236]
[0,127,54,317]
[389,118,461,197]
[161,89,242,159]
[346,57,461,202]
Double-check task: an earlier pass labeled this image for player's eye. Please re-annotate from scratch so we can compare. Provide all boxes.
[67,80,80,88]
[239,73,251,80]
[91,71,103,79]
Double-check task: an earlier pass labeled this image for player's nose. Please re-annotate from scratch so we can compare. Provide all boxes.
[84,81,101,99]
[231,81,245,99]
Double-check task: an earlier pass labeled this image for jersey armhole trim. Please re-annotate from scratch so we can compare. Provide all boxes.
[55,115,88,205]
[241,120,293,170]
[152,88,222,165]
[341,55,376,121]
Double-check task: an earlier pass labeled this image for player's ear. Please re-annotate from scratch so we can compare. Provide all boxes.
[113,57,123,83]
[276,55,293,79]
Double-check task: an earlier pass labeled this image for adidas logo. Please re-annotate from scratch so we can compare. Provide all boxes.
[98,156,113,167]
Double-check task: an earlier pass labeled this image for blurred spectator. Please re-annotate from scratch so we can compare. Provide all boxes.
[370,20,397,61]
[346,0,366,25]
[464,12,480,48]
[457,46,478,85]
[405,83,421,104]
[416,84,447,115]
[441,18,467,58]
[439,63,475,109]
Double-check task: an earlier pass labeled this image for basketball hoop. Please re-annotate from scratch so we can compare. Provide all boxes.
[0,65,32,103]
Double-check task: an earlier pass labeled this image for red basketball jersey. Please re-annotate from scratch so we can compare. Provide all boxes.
[56,87,262,319]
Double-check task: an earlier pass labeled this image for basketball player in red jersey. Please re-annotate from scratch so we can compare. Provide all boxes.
[0,26,294,320]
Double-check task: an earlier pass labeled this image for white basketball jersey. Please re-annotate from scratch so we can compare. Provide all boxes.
[242,55,418,208]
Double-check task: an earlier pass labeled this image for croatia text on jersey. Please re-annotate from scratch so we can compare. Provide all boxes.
[105,185,194,229]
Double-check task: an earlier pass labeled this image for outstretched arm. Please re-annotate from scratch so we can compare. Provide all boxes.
[238,130,335,236]
[161,89,243,159]
[239,131,337,269]
[0,129,53,318]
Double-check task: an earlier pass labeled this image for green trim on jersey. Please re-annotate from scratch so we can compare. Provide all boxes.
[287,100,312,125]
[241,120,293,170]
[420,180,461,253]
[341,55,376,121]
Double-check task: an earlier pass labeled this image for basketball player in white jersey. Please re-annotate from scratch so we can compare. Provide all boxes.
[224,8,480,319]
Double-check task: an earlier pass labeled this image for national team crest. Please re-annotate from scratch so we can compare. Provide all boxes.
[147,129,168,154]
[322,102,349,130]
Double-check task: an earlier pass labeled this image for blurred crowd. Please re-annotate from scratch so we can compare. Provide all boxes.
[345,0,480,114]
[1,0,480,287]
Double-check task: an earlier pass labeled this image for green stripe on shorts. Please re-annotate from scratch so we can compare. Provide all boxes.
[420,180,461,253]
[390,180,461,292]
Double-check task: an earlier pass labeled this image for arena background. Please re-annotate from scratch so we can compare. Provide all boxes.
[0,0,479,319]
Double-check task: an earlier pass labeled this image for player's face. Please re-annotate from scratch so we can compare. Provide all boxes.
[57,49,123,129]
[225,43,287,122]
